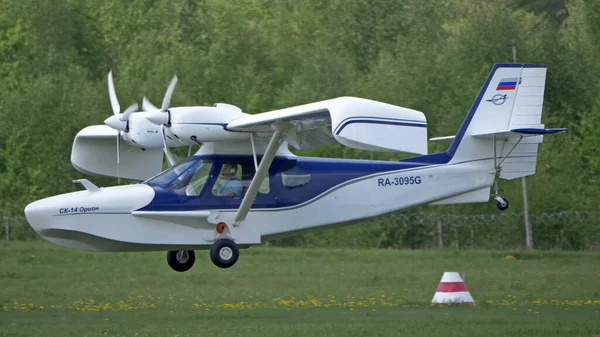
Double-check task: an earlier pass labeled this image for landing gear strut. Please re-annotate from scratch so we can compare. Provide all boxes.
[210,238,239,268]
[165,239,240,271]
[492,181,509,211]
[490,134,522,212]
[167,250,196,272]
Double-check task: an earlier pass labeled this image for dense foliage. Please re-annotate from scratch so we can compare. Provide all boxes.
[0,0,598,248]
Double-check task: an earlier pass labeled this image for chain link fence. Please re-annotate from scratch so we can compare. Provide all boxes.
[384,211,600,250]
[3,211,600,250]
[270,210,600,250]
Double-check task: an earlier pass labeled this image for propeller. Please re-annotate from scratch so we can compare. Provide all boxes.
[103,70,139,183]
[144,75,178,126]
[143,75,179,167]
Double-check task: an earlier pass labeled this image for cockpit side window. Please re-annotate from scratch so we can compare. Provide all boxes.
[281,164,311,189]
[212,163,244,197]
[145,159,213,196]
[185,162,213,196]
[212,162,270,196]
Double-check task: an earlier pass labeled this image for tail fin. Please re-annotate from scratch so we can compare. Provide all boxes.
[447,63,564,179]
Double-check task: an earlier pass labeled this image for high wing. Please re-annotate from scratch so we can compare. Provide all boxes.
[226,100,335,149]
[225,96,428,227]
[226,96,428,154]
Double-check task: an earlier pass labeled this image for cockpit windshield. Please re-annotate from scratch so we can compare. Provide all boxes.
[145,157,213,196]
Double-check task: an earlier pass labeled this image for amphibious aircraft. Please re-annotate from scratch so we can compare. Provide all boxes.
[25,63,565,272]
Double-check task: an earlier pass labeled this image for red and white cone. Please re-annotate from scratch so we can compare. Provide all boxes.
[431,272,476,307]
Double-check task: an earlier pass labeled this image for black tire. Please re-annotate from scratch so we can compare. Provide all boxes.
[166,250,196,272]
[496,197,509,211]
[210,239,239,269]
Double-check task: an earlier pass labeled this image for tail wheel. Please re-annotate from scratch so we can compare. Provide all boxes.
[496,197,509,211]
[167,250,196,272]
[210,239,239,269]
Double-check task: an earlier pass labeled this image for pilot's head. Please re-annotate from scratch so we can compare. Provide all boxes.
[220,163,237,177]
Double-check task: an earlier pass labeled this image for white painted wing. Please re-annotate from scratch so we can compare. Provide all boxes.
[71,125,164,181]
[227,97,428,154]
[228,100,333,149]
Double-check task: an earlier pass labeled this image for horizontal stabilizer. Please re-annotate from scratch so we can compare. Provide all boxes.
[429,135,455,142]
[472,127,566,139]
[510,127,567,135]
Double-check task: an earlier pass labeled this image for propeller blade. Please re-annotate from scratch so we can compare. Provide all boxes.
[146,111,169,125]
[142,96,158,112]
[160,75,178,112]
[116,131,121,184]
[120,103,139,122]
[107,71,120,116]
[161,125,177,167]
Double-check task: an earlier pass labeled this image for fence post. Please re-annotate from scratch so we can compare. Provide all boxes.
[437,220,444,248]
[470,226,474,248]
[453,226,459,249]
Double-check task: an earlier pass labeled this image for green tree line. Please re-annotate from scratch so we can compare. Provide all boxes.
[0,0,598,248]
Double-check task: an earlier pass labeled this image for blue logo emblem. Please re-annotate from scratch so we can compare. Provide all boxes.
[486,94,508,105]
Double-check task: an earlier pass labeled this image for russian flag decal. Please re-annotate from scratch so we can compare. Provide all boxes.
[496,78,518,91]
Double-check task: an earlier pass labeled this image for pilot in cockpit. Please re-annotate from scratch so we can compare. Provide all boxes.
[216,163,243,197]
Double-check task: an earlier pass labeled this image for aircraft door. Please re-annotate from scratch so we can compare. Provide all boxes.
[205,160,275,209]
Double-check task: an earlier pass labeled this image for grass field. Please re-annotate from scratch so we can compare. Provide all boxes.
[0,242,599,336]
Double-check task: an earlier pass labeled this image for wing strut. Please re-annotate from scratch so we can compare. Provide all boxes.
[233,128,286,226]
[250,133,259,171]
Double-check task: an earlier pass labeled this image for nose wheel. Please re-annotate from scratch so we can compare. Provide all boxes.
[167,250,196,272]
[210,238,239,268]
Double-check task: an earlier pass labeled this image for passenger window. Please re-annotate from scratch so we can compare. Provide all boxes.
[259,175,270,194]
[240,170,270,195]
[281,165,311,189]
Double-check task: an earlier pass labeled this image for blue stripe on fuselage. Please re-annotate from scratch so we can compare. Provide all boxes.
[139,155,430,212]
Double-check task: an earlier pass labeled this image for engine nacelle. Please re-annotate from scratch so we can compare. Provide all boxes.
[122,113,165,148]
[166,106,251,145]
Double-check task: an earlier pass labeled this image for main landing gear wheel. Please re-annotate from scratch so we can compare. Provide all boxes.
[495,197,509,211]
[210,239,239,269]
[167,250,196,272]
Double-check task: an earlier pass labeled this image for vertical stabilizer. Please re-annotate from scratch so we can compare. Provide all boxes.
[446,64,555,179]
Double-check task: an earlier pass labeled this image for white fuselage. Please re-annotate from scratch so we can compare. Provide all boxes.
[24,159,494,252]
